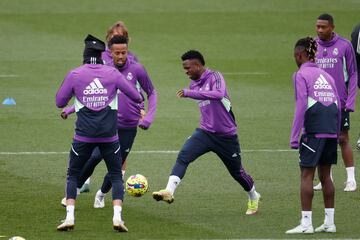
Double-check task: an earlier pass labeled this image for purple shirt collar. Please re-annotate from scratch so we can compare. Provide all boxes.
[317,32,339,47]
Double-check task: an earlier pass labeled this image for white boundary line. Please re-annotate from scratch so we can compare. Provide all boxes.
[0,149,295,155]
[0,74,18,78]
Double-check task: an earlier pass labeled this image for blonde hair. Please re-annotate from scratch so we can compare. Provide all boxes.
[105,21,129,43]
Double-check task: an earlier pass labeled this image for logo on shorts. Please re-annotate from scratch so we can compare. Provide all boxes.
[314,74,332,90]
[83,78,108,95]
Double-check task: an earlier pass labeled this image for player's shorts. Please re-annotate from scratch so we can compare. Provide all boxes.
[299,134,337,167]
[341,109,350,131]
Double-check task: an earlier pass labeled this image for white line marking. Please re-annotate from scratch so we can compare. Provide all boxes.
[0,74,18,78]
[0,149,296,155]
[301,142,316,153]
[222,72,269,75]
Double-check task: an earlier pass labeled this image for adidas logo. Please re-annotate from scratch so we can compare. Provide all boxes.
[83,78,108,95]
[314,74,332,90]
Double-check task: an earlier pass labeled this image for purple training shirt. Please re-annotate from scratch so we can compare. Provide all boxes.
[290,62,341,149]
[115,59,157,129]
[316,33,358,111]
[183,69,237,136]
[56,64,143,143]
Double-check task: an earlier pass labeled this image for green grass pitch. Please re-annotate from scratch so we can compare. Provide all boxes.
[0,0,360,239]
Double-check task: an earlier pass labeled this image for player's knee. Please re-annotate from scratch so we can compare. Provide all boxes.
[338,135,349,146]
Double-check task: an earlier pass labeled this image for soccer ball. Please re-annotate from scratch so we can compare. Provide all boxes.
[9,237,26,240]
[125,174,148,197]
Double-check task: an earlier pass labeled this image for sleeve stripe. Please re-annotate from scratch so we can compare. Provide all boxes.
[213,71,222,89]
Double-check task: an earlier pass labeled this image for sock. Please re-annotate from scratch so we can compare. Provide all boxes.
[85,178,91,185]
[96,189,106,197]
[324,208,335,225]
[247,186,259,200]
[113,205,122,222]
[346,167,355,182]
[122,170,126,180]
[301,211,312,226]
[66,205,75,221]
[165,175,181,195]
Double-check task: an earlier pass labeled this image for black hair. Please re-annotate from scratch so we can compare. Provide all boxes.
[318,13,334,25]
[108,35,128,48]
[181,50,205,66]
[295,37,317,62]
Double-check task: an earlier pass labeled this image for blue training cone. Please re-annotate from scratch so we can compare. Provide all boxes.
[2,98,16,105]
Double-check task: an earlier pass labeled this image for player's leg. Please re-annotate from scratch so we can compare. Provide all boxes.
[286,135,323,234]
[94,128,137,208]
[61,147,103,207]
[339,127,356,191]
[315,138,337,233]
[152,128,211,203]
[78,147,103,193]
[212,134,260,215]
[118,127,137,179]
[99,141,127,232]
[57,141,95,231]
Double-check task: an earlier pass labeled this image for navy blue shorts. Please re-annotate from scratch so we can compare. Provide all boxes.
[171,128,254,191]
[77,127,137,188]
[341,110,350,131]
[299,135,337,167]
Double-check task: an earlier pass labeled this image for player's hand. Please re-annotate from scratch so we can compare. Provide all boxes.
[177,89,185,98]
[138,124,148,130]
[290,142,299,149]
[61,111,68,120]
[140,109,146,121]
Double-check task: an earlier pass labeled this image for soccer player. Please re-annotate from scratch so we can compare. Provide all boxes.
[313,13,358,192]
[60,35,156,209]
[286,37,340,234]
[55,34,143,232]
[63,20,142,194]
[351,23,360,149]
[90,35,156,208]
[152,50,261,215]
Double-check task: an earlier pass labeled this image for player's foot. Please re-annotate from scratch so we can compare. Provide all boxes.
[246,192,261,215]
[57,219,74,231]
[94,190,105,208]
[113,219,128,232]
[61,197,67,207]
[313,182,322,191]
[79,183,90,193]
[315,223,336,233]
[285,224,314,234]
[344,181,357,192]
[152,189,174,204]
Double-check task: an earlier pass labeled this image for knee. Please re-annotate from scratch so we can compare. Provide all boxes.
[338,134,349,146]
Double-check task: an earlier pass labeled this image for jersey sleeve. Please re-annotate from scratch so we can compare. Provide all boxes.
[56,71,75,108]
[290,72,307,148]
[184,72,226,100]
[344,42,358,112]
[137,65,157,128]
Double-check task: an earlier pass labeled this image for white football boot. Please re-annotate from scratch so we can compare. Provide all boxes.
[344,181,357,192]
[286,224,314,234]
[313,182,322,191]
[315,223,336,233]
[94,190,105,208]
